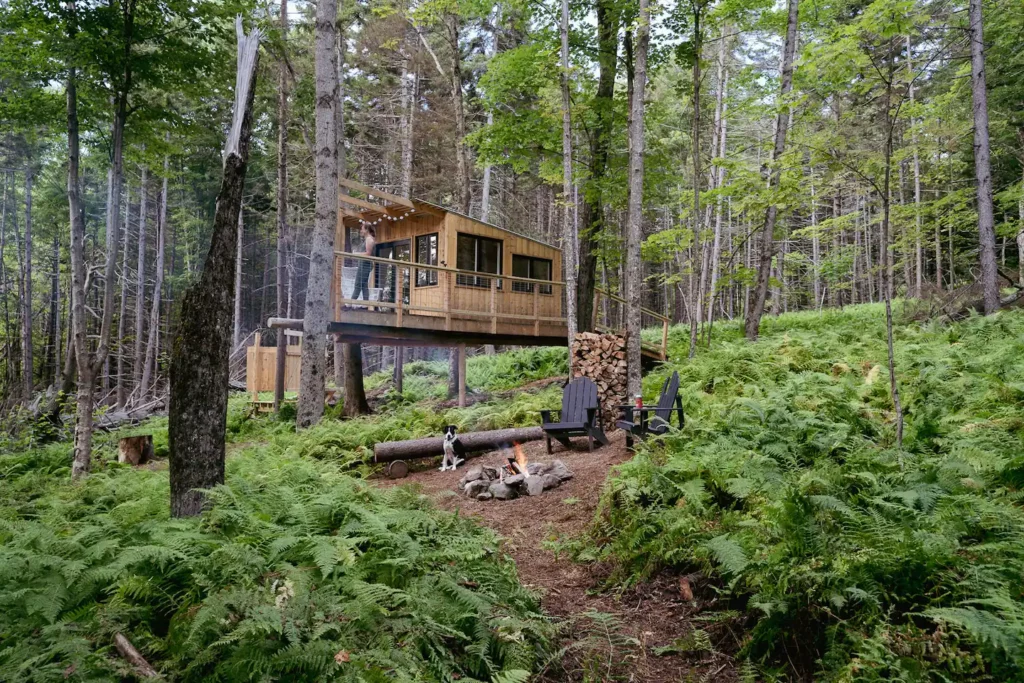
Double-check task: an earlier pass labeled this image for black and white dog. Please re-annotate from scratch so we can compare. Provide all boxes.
[440,425,464,471]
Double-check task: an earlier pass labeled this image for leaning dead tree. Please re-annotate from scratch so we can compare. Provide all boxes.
[168,19,260,517]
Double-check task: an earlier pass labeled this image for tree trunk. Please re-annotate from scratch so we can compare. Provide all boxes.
[448,13,471,214]
[373,426,545,462]
[67,66,91,479]
[22,170,33,399]
[575,0,619,334]
[559,0,578,354]
[50,232,61,388]
[689,7,703,359]
[140,151,167,399]
[69,1,131,477]
[706,28,729,334]
[1017,166,1024,287]
[233,202,243,348]
[169,21,260,516]
[908,35,923,297]
[395,25,416,394]
[811,179,821,306]
[275,0,289,409]
[968,0,999,314]
[624,0,651,397]
[116,181,131,409]
[297,0,338,428]
[342,341,369,416]
[881,45,904,448]
[745,0,799,341]
[134,166,147,386]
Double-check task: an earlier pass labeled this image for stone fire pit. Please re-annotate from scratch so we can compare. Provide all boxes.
[457,460,574,501]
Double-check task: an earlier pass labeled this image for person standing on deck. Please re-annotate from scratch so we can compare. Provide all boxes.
[351,225,376,303]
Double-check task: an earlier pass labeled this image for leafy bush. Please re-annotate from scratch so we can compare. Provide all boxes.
[579,305,1024,680]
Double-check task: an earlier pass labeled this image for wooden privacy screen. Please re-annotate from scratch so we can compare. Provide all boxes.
[246,335,301,394]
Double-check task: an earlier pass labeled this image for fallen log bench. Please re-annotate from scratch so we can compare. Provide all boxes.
[373,426,545,478]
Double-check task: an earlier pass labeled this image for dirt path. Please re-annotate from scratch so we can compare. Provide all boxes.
[376,432,738,682]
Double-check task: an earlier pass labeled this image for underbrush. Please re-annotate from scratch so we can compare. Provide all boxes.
[579,305,1024,681]
[0,354,565,682]
[364,346,568,402]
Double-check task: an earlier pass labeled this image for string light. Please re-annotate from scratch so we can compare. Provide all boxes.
[355,208,414,227]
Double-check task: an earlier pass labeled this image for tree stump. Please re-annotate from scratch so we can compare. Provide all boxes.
[118,435,154,466]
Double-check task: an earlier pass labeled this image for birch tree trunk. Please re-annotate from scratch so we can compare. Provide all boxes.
[624,0,651,397]
[134,166,147,386]
[559,0,578,357]
[22,170,33,399]
[140,151,167,399]
[967,0,999,314]
[297,0,338,427]
[169,21,260,516]
[745,0,798,341]
[706,29,729,332]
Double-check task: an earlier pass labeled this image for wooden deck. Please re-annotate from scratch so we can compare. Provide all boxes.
[327,251,670,360]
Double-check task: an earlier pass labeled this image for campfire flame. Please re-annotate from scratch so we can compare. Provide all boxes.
[513,442,529,478]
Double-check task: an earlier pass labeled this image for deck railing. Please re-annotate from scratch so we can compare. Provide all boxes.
[593,288,671,360]
[333,251,568,336]
[331,251,670,358]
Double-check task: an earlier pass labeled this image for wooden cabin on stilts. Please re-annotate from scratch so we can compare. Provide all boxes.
[259,179,669,409]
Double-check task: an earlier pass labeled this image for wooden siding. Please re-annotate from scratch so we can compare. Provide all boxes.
[443,212,563,322]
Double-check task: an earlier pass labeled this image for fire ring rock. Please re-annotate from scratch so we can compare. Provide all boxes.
[489,481,517,500]
[525,477,546,496]
[465,479,490,498]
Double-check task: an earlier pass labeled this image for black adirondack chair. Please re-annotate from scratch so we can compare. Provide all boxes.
[617,371,684,447]
[540,377,610,453]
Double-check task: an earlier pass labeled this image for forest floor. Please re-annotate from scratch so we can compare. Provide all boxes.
[377,431,739,682]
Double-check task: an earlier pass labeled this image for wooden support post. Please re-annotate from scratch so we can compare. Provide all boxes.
[457,344,467,407]
[444,271,453,331]
[396,266,404,328]
[273,331,286,411]
[251,332,261,401]
[533,288,540,336]
[329,254,337,321]
[661,319,669,360]
[490,277,498,334]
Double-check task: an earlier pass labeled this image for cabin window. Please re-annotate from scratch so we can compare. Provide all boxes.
[456,233,502,288]
[415,233,438,286]
[512,255,553,294]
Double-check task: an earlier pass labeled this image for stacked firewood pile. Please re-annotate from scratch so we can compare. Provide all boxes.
[571,332,628,429]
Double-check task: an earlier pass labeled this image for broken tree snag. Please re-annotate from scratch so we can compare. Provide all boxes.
[113,633,161,679]
[118,435,154,465]
[168,19,261,518]
[373,426,545,463]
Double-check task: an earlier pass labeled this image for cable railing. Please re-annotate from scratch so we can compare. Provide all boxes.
[330,252,670,359]
[332,251,568,337]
